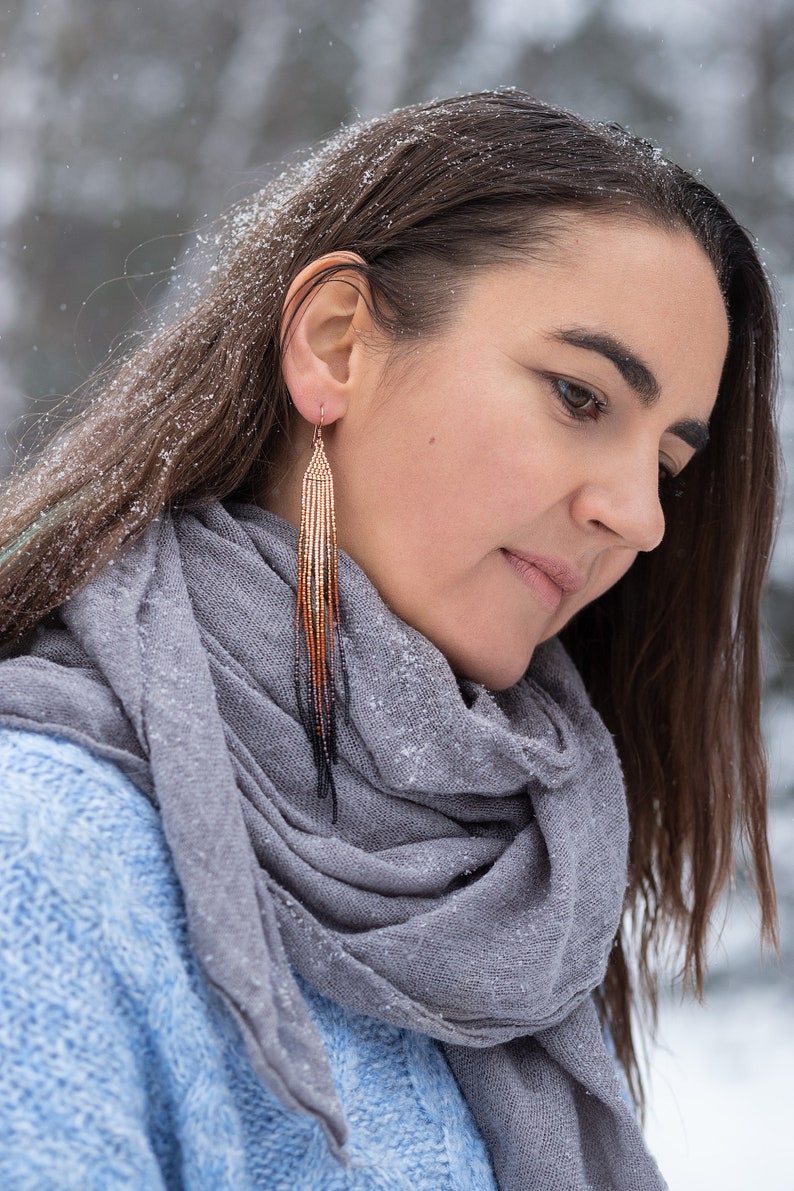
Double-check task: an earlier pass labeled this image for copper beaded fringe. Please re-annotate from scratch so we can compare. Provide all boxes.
[294,422,349,822]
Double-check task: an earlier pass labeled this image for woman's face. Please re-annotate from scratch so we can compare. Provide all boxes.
[291,217,729,689]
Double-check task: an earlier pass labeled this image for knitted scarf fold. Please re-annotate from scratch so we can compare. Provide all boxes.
[0,502,666,1190]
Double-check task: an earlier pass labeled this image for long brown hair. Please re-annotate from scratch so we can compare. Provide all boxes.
[0,91,779,1103]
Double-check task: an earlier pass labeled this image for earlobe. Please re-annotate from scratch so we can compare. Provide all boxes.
[280,252,373,427]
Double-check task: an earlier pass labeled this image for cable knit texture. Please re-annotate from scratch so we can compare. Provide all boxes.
[0,728,497,1190]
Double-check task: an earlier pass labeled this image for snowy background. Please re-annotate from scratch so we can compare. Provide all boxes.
[1,0,792,1185]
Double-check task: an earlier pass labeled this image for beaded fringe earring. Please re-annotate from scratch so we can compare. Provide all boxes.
[294,410,349,822]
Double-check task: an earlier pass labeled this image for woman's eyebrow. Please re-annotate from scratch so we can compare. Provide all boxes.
[552,331,714,450]
[549,326,711,453]
[670,418,709,454]
[549,327,661,403]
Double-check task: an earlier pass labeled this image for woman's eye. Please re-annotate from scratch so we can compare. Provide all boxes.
[553,377,606,420]
[658,463,684,499]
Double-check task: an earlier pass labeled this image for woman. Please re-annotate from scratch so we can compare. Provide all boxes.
[0,91,778,1189]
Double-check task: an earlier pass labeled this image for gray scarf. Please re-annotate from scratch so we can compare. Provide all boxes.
[0,502,665,1190]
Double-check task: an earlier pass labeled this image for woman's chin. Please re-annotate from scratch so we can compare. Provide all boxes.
[450,643,537,691]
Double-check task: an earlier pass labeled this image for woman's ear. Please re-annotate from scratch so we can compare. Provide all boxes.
[280,252,374,427]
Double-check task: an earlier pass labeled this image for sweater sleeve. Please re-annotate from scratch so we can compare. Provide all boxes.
[0,729,500,1191]
[0,729,246,1191]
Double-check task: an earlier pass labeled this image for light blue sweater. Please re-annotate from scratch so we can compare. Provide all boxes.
[0,728,498,1190]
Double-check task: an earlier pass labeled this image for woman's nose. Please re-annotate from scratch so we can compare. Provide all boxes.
[570,457,666,553]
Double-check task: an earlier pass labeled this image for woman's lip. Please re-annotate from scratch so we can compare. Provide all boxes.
[502,549,586,611]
